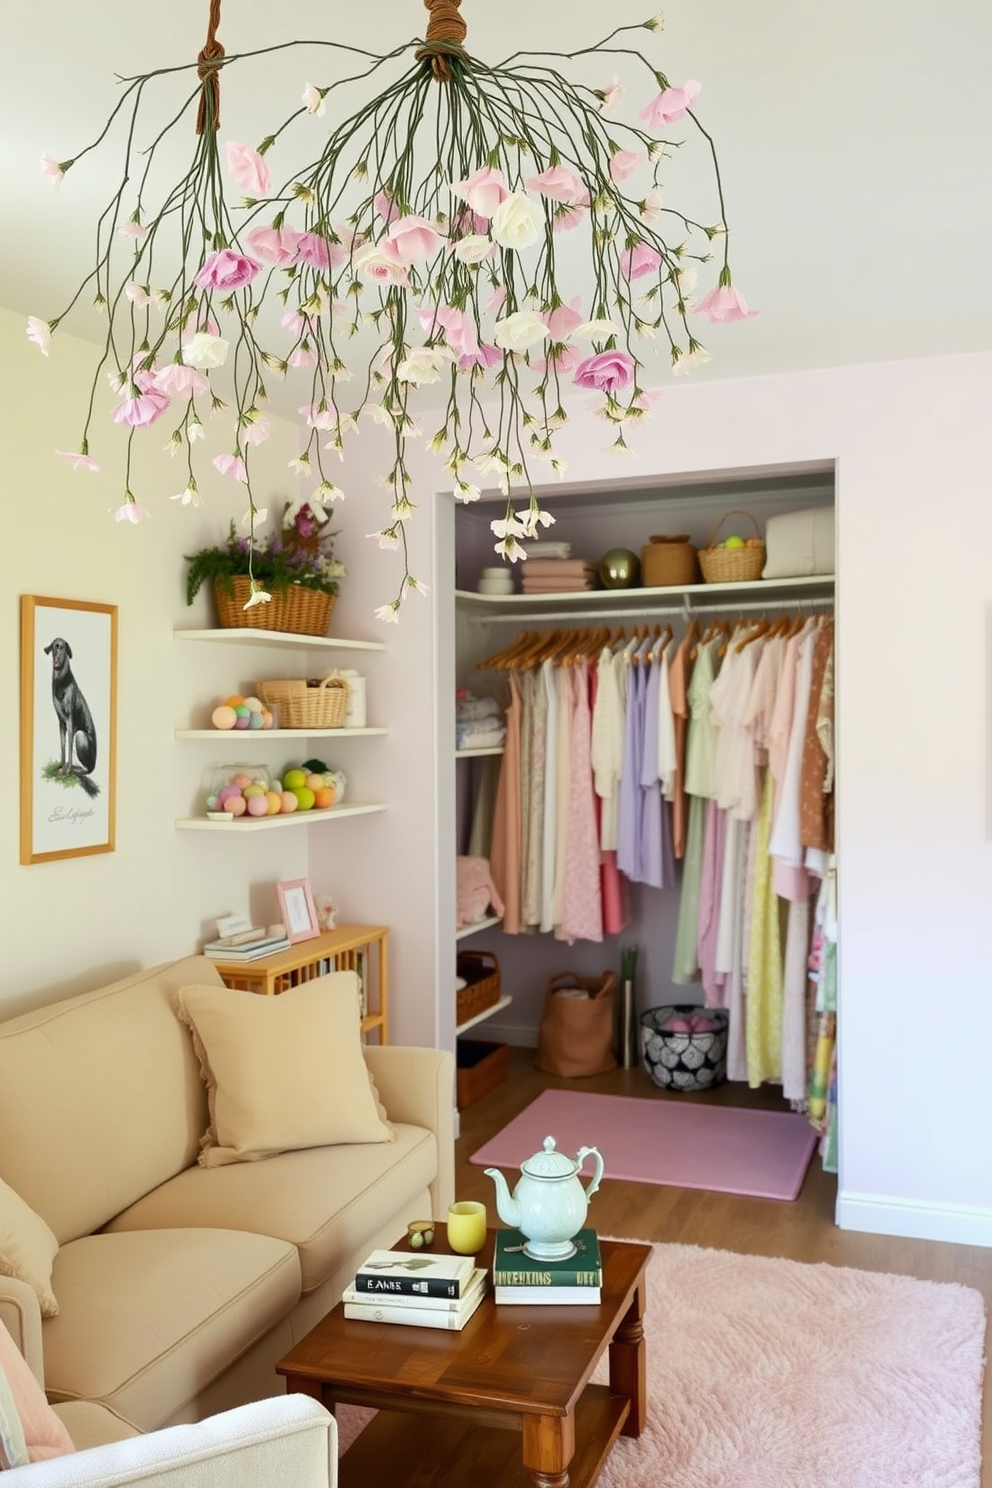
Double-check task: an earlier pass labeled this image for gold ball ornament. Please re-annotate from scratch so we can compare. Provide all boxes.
[598,548,641,589]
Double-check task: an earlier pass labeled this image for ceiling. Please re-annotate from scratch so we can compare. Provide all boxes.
[3,0,991,410]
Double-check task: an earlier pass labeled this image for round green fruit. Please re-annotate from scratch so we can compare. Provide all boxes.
[292,786,316,811]
[283,768,307,790]
[723,535,746,550]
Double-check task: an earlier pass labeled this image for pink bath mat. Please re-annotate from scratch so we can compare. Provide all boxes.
[469,1088,818,1200]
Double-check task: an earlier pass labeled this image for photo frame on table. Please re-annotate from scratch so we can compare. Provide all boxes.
[20,595,118,865]
[277,878,321,943]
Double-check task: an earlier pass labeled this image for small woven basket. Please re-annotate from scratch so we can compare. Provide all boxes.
[257,676,348,730]
[456,950,501,1026]
[698,511,766,584]
[212,577,335,637]
[641,534,700,588]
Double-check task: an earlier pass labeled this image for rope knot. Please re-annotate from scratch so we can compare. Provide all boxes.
[415,0,467,82]
[195,0,225,134]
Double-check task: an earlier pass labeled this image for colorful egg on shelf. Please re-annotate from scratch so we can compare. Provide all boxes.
[305,773,324,792]
[224,794,247,817]
[265,791,283,815]
[223,695,245,709]
[231,773,253,789]
[211,705,238,730]
[216,785,239,803]
[234,712,251,730]
[206,794,219,811]
[243,696,263,713]
[262,710,275,729]
[243,784,266,799]
[283,768,307,790]
[246,794,269,817]
[279,791,299,813]
[313,786,334,810]
[293,786,316,812]
[248,713,265,729]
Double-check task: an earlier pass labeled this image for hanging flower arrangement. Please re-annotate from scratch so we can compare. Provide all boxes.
[31,0,755,621]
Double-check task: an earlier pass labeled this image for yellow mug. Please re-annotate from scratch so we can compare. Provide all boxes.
[446,1200,487,1255]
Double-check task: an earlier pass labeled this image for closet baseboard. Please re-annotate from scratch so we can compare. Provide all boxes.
[836,1191,992,1248]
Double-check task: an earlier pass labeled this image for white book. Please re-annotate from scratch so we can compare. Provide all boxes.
[494,1284,601,1306]
[343,1269,486,1314]
[353,1249,475,1299]
[343,1282,486,1332]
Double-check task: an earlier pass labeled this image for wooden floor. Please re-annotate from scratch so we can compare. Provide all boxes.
[455,1046,991,1485]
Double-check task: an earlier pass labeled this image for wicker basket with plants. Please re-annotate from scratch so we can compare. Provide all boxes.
[185,501,346,636]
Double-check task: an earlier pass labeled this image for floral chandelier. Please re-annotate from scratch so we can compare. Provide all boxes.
[30,0,754,621]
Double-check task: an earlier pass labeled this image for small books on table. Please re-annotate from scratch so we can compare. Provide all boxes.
[203,934,290,961]
[493,1228,602,1305]
[352,1249,476,1300]
[343,1268,487,1331]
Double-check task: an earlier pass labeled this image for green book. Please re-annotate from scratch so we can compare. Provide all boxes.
[492,1228,602,1288]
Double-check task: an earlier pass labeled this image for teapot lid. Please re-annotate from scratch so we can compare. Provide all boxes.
[521,1136,577,1178]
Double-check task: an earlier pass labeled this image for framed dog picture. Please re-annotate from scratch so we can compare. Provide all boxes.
[20,595,118,865]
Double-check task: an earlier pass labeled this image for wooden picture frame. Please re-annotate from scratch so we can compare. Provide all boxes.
[20,595,118,865]
[277,878,321,943]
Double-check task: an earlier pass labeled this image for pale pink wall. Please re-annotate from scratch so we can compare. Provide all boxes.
[316,349,992,1243]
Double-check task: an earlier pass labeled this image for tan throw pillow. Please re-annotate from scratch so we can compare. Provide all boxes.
[176,975,394,1168]
[0,1180,59,1319]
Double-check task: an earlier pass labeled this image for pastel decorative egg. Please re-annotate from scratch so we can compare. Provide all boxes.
[262,710,275,729]
[231,773,253,789]
[246,794,269,817]
[206,794,219,810]
[280,791,299,813]
[217,785,239,803]
[243,784,266,799]
[224,794,247,817]
[211,705,237,730]
[248,713,265,730]
[313,786,334,810]
[305,773,324,792]
[223,695,245,709]
[243,696,263,713]
[265,790,283,815]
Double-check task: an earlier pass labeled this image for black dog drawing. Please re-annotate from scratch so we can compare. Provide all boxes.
[43,638,99,798]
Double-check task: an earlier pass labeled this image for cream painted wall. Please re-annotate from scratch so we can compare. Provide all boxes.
[320,349,992,1245]
[0,307,313,1015]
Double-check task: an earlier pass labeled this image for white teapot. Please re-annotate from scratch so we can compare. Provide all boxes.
[484,1136,604,1260]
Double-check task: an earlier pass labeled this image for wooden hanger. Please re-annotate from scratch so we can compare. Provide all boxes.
[735,617,770,653]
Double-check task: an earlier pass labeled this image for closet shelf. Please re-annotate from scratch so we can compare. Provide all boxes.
[455,915,502,941]
[174,627,385,651]
[176,802,386,831]
[456,994,513,1035]
[455,573,835,620]
[455,745,505,758]
[176,727,387,740]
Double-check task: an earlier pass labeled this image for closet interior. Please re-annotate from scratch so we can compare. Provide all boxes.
[453,467,837,1167]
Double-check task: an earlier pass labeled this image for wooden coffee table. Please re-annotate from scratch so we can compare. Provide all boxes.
[276,1231,651,1488]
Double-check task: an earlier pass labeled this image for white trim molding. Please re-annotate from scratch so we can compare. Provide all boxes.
[836,1191,992,1248]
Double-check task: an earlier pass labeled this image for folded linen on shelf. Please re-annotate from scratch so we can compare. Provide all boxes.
[521,579,597,593]
[456,692,501,721]
[457,721,507,749]
[523,559,596,577]
[520,541,572,558]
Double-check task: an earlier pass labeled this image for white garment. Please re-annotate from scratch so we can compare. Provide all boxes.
[769,621,819,882]
[656,646,678,801]
[590,645,624,852]
[539,661,558,933]
[684,639,720,799]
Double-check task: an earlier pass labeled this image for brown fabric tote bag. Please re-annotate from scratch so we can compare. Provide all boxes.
[535,972,619,1078]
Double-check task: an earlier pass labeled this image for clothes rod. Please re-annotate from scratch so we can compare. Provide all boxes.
[467,595,835,625]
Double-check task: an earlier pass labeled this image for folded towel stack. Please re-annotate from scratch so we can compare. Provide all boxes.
[456,691,506,750]
[520,541,573,559]
[521,558,598,594]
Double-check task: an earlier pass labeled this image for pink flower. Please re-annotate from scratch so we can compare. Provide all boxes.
[244,225,302,267]
[299,403,338,429]
[543,298,583,340]
[451,207,489,237]
[609,150,646,184]
[212,453,248,482]
[152,363,209,398]
[552,203,588,233]
[534,345,578,375]
[525,165,587,205]
[194,248,260,291]
[225,142,270,198]
[113,499,150,524]
[288,345,318,369]
[242,416,271,447]
[386,214,446,265]
[449,167,508,220]
[457,343,502,372]
[640,79,702,130]
[374,190,399,225]
[418,305,479,358]
[117,220,149,241]
[693,283,759,322]
[40,152,66,189]
[597,75,624,114]
[485,285,507,317]
[620,243,663,280]
[573,350,636,394]
[112,390,170,427]
[355,241,409,286]
[182,314,220,343]
[56,450,100,472]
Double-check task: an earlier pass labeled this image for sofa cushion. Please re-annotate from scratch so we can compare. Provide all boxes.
[0,1320,75,1463]
[42,1229,300,1432]
[0,958,221,1243]
[52,1401,142,1451]
[105,1124,438,1294]
[0,1179,60,1318]
[176,976,394,1168]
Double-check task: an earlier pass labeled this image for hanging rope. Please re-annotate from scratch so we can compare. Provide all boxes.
[415,0,467,82]
[195,0,225,133]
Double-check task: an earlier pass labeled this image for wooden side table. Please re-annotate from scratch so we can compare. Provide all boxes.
[210,924,389,1044]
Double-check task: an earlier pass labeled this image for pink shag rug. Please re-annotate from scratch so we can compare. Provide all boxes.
[335,1242,986,1488]
[468,1087,819,1200]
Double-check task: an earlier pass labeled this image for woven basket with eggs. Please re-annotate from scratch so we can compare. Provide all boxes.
[698,511,766,583]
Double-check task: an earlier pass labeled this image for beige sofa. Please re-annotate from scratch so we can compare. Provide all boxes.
[0,955,454,1438]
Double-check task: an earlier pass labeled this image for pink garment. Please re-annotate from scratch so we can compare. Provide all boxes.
[697,800,728,1007]
[489,672,523,933]
[561,662,604,943]
[589,663,625,936]
[455,855,505,929]
[0,1320,75,1463]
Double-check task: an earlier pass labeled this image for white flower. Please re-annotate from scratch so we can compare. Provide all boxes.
[170,481,201,507]
[573,318,621,342]
[113,499,150,524]
[124,281,151,307]
[315,481,345,504]
[26,317,52,355]
[490,514,528,541]
[597,75,624,114]
[494,535,527,561]
[405,576,429,596]
[673,263,699,297]
[375,602,402,624]
[182,332,229,369]
[241,506,268,527]
[243,586,272,610]
[639,188,665,225]
[452,234,493,265]
[288,453,311,474]
[490,193,543,251]
[672,346,710,375]
[367,528,400,550]
[493,311,549,352]
[393,493,417,520]
[397,346,454,385]
[242,415,271,447]
[187,420,205,442]
[365,403,394,427]
[644,13,665,31]
[302,82,326,116]
[517,506,556,538]
[455,481,482,503]
[40,152,66,188]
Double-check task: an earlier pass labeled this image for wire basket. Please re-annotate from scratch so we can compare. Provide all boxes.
[456,950,501,1026]
[257,676,348,730]
[641,534,700,587]
[212,577,335,637]
[698,511,766,584]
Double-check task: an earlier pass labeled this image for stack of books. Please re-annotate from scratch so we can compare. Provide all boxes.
[202,927,290,962]
[343,1248,487,1331]
[493,1228,602,1305]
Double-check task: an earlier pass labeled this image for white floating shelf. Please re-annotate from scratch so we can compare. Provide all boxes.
[455,746,505,758]
[457,994,513,1036]
[175,727,387,740]
[176,802,386,831]
[174,627,385,651]
[455,915,502,940]
[454,573,835,614]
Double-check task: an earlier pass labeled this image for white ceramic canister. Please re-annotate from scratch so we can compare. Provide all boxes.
[324,669,367,728]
